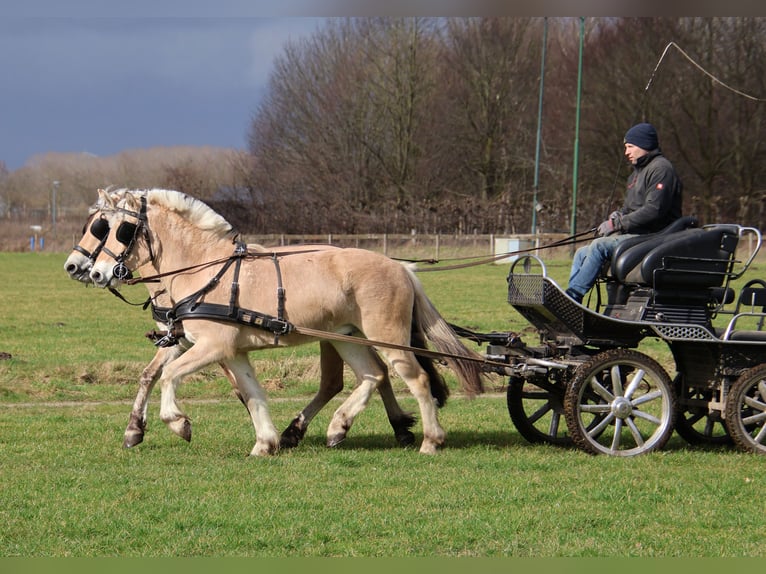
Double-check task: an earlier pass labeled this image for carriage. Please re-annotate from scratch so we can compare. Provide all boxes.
[464,217,766,456]
[66,188,766,458]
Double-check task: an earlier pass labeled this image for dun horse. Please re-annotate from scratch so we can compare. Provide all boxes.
[65,193,419,449]
[87,188,484,455]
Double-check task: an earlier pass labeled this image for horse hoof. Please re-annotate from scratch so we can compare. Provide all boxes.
[250,442,278,456]
[280,421,306,449]
[280,436,297,449]
[179,419,192,442]
[123,432,145,448]
[395,430,416,447]
[327,433,347,448]
[419,441,442,455]
[167,417,192,442]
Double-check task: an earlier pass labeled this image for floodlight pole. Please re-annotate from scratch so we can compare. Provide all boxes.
[570,17,585,255]
[531,17,547,236]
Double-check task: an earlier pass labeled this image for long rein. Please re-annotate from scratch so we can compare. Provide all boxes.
[116,231,595,369]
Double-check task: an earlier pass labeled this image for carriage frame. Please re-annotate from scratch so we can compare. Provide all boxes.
[467,221,766,456]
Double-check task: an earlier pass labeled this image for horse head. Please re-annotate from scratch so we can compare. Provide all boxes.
[64,188,125,283]
[89,189,154,288]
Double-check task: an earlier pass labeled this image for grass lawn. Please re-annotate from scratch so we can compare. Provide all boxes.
[1,251,765,557]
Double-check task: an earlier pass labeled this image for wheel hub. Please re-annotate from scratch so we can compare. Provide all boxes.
[612,397,633,418]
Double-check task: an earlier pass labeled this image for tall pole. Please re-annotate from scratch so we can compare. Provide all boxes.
[531,17,548,235]
[570,17,585,254]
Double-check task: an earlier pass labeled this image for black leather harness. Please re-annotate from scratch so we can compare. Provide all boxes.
[147,243,293,348]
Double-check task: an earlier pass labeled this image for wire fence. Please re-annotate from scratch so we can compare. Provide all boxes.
[0,214,574,261]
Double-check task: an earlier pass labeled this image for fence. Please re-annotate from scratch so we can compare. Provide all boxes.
[239,232,575,262]
[0,214,574,260]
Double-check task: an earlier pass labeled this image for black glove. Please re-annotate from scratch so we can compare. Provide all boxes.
[596,211,622,237]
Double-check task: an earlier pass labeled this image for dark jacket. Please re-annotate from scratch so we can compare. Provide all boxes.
[619,150,683,234]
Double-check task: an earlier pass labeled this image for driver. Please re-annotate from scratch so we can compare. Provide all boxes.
[566,122,683,303]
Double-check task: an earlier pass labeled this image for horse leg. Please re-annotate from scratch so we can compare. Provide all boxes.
[220,352,280,456]
[219,362,249,409]
[368,349,416,446]
[384,349,445,454]
[124,345,184,447]
[324,342,388,447]
[157,341,226,443]
[281,342,415,449]
[280,341,344,448]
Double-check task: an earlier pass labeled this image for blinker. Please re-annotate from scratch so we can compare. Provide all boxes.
[116,221,138,245]
[90,217,110,240]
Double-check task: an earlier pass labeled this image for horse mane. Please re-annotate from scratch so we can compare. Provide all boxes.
[99,188,239,241]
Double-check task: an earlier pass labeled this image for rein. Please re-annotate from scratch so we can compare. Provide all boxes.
[123,247,328,286]
[107,213,591,367]
[405,227,597,272]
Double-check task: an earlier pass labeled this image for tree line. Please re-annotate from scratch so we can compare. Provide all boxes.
[2,17,765,238]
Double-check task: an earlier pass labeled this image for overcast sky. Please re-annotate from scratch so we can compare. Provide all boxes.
[4,2,750,171]
[1,14,326,170]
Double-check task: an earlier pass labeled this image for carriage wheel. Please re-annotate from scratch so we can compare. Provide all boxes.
[674,379,731,446]
[506,376,572,446]
[724,365,766,454]
[564,349,677,456]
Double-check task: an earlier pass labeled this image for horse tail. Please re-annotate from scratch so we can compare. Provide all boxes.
[406,268,485,397]
[410,317,450,407]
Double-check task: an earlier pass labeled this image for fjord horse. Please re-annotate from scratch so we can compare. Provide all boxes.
[65,196,418,449]
[88,188,484,455]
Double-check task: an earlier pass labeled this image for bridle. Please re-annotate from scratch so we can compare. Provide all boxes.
[99,195,154,281]
[73,212,111,263]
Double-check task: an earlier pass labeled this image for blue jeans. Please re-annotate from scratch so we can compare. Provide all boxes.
[568,234,638,299]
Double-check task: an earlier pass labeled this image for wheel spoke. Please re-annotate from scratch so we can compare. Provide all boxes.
[624,369,645,399]
[754,425,766,445]
[632,389,662,407]
[742,410,766,426]
[528,402,553,424]
[588,412,615,437]
[626,417,646,446]
[548,413,561,436]
[632,409,661,426]
[611,366,624,397]
[521,390,551,400]
[744,395,766,413]
[758,381,766,402]
[588,377,615,402]
[611,418,623,450]
[580,403,611,414]
[686,412,703,425]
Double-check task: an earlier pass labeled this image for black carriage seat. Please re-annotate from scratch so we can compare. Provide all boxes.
[609,215,700,281]
[609,221,740,306]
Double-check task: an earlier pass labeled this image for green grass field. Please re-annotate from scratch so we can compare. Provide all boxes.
[1,252,766,557]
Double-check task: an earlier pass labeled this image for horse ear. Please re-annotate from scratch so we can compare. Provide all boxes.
[97,188,115,209]
[123,192,141,212]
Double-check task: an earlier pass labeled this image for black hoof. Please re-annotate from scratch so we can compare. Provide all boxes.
[280,418,307,449]
[180,419,192,442]
[395,430,416,446]
[280,430,302,449]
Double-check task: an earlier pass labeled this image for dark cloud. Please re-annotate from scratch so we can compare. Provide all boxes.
[1,17,323,169]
